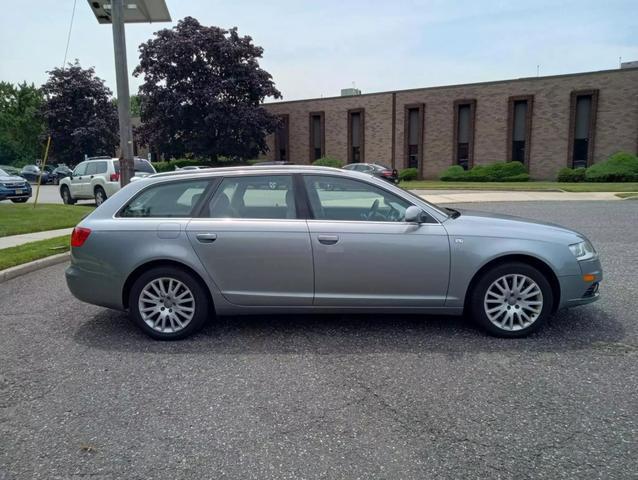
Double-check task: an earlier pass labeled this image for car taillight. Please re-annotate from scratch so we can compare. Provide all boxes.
[110,172,120,182]
[381,170,393,177]
[71,227,91,247]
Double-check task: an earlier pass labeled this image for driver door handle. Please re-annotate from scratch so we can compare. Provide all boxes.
[318,235,339,245]
[196,233,218,243]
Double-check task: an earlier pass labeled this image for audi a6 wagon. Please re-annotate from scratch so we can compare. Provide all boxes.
[65,166,602,340]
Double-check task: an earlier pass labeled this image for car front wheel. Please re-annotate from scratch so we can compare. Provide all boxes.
[469,262,553,338]
[129,266,210,340]
[60,185,76,205]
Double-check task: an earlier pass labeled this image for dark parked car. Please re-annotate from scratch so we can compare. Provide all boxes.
[21,164,55,184]
[343,163,399,183]
[52,165,73,184]
[0,167,32,203]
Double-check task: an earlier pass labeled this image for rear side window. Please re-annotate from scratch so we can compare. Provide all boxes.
[205,175,296,219]
[134,159,155,173]
[95,161,107,174]
[85,162,98,175]
[119,180,209,218]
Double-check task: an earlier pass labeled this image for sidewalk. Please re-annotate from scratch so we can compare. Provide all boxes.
[0,227,73,250]
[415,190,620,204]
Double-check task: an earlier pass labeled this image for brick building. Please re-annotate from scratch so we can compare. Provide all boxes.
[261,66,638,179]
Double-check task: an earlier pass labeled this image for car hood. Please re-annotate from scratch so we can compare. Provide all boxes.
[444,208,585,243]
[0,174,27,183]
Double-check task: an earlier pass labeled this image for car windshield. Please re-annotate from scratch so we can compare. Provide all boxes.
[0,168,7,176]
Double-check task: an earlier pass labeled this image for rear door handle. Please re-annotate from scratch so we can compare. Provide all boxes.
[317,235,339,245]
[196,233,218,243]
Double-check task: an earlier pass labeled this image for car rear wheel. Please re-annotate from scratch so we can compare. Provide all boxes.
[94,186,107,206]
[60,186,76,205]
[129,266,210,340]
[469,262,553,338]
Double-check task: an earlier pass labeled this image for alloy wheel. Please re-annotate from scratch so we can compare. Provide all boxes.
[138,277,195,333]
[483,274,543,332]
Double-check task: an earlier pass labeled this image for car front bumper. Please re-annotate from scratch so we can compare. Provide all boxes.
[558,256,603,308]
[0,185,32,200]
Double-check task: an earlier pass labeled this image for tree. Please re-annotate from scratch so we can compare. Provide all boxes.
[41,61,118,165]
[133,17,282,160]
[0,82,45,166]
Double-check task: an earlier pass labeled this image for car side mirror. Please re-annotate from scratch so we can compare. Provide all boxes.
[405,205,425,223]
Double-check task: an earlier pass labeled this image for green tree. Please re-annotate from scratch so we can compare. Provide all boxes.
[0,82,45,166]
[133,17,282,160]
[41,61,118,165]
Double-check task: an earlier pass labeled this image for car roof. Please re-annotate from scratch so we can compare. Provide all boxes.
[151,164,345,179]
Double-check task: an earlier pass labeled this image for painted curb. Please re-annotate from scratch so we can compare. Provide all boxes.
[0,251,70,283]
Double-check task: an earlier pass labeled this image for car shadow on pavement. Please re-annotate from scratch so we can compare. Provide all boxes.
[73,305,626,356]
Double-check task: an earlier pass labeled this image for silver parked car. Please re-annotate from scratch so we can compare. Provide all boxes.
[65,166,602,340]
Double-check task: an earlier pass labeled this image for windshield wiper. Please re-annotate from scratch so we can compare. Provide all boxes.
[445,207,461,219]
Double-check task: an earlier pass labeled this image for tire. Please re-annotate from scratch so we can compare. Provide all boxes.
[94,186,107,207]
[11,198,28,203]
[469,262,553,338]
[128,266,211,340]
[60,186,76,205]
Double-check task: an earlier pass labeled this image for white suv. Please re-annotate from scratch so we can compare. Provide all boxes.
[59,157,156,206]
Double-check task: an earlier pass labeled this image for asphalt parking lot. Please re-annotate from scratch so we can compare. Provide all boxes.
[1,201,637,479]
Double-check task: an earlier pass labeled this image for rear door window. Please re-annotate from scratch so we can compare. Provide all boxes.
[119,180,209,217]
[205,175,296,219]
[85,162,98,175]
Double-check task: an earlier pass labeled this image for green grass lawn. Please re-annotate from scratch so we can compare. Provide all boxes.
[400,181,638,192]
[0,235,69,271]
[0,204,93,237]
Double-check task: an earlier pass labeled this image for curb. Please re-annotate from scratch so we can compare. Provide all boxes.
[0,252,70,283]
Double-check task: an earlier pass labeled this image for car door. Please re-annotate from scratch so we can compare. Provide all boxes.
[186,174,314,307]
[302,174,450,307]
[69,162,88,197]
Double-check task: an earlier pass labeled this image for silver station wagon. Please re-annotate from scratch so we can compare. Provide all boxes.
[66,166,602,340]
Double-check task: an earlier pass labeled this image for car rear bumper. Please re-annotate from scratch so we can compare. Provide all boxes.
[65,262,125,310]
[558,257,603,308]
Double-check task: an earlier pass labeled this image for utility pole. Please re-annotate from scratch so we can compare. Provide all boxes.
[111,0,134,186]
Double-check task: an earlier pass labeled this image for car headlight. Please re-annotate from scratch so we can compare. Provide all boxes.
[569,240,597,261]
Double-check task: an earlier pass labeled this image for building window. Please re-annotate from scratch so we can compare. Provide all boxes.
[568,90,598,168]
[507,95,533,165]
[348,108,364,163]
[404,104,424,173]
[308,111,325,161]
[453,100,476,170]
[274,114,289,162]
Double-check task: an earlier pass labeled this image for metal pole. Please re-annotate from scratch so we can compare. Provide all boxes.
[111,0,134,186]
[33,136,52,208]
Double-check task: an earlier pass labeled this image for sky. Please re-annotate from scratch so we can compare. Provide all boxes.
[0,0,637,102]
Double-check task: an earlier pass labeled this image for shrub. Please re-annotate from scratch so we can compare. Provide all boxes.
[557,167,587,182]
[440,165,466,181]
[399,168,418,181]
[585,152,638,182]
[312,156,343,168]
[440,161,528,182]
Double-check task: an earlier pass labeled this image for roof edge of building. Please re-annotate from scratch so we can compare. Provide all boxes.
[263,66,638,106]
